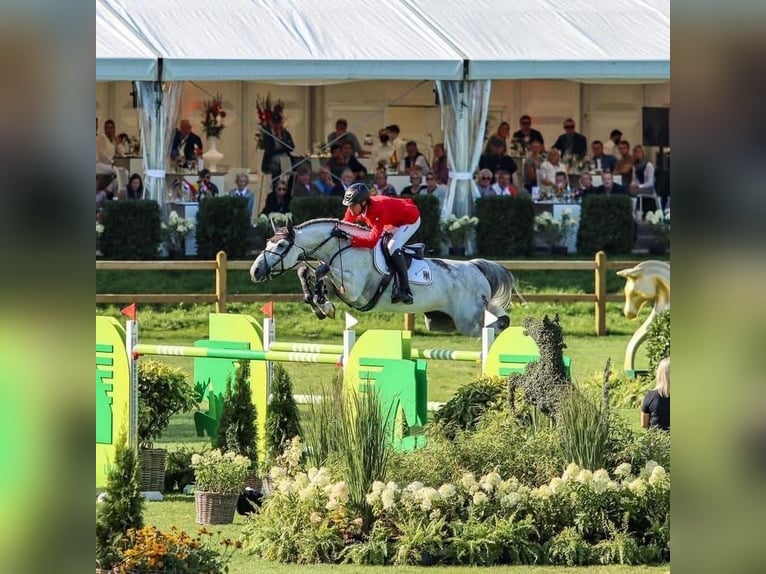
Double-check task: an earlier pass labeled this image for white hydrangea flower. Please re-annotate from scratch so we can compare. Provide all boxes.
[648,465,667,486]
[533,485,553,499]
[472,491,489,506]
[366,491,379,505]
[309,511,322,524]
[497,477,520,495]
[277,478,295,494]
[614,462,633,479]
[642,460,659,478]
[461,472,479,493]
[380,488,396,509]
[549,477,565,494]
[438,483,457,499]
[593,469,611,483]
[371,481,386,495]
[627,478,647,497]
[406,481,424,493]
[270,466,287,479]
[501,492,522,508]
[576,469,594,485]
[96,223,104,234]
[386,481,400,492]
[330,481,349,503]
[562,463,580,481]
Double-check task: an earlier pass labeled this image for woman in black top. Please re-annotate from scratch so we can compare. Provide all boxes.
[641,357,670,430]
[261,181,291,216]
[126,173,144,199]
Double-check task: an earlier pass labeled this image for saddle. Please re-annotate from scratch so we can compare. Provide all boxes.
[372,240,432,285]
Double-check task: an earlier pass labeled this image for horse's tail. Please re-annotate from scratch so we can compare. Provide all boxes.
[470,259,524,310]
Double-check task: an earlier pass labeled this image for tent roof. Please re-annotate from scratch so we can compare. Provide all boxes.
[96,0,669,82]
[96,0,158,81]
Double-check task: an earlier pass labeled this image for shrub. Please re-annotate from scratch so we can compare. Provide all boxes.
[191,449,251,494]
[96,427,144,571]
[474,195,535,257]
[433,376,506,439]
[645,309,670,376]
[409,194,442,253]
[215,360,257,467]
[164,444,209,493]
[195,195,251,259]
[266,363,302,462]
[304,373,345,469]
[557,389,610,472]
[137,360,196,448]
[576,194,635,255]
[545,527,593,565]
[289,195,346,224]
[101,200,162,260]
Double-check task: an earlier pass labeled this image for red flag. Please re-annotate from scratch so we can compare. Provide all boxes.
[121,303,137,321]
[260,301,274,318]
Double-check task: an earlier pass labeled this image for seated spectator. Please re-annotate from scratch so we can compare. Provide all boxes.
[326,143,349,180]
[341,141,367,179]
[630,144,657,199]
[511,115,545,151]
[372,169,397,197]
[614,140,634,187]
[589,140,617,172]
[420,172,447,209]
[314,166,336,195]
[400,169,426,196]
[399,141,430,174]
[331,168,357,196]
[552,119,587,158]
[523,139,545,192]
[575,172,597,199]
[431,143,449,184]
[490,170,518,196]
[327,118,363,156]
[554,171,570,196]
[261,180,291,216]
[595,171,627,195]
[479,137,517,178]
[475,168,494,197]
[228,172,256,215]
[370,128,396,169]
[603,129,623,157]
[197,169,219,200]
[538,148,567,187]
[291,166,320,198]
[641,357,670,431]
[126,173,144,199]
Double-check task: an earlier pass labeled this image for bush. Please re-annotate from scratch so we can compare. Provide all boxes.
[474,195,535,257]
[266,363,302,462]
[195,196,251,259]
[215,361,257,467]
[101,200,162,260]
[645,309,670,376]
[557,389,610,471]
[576,194,635,255]
[289,195,346,224]
[433,376,506,439]
[409,194,442,253]
[137,360,196,448]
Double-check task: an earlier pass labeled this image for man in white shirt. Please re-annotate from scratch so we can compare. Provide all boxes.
[490,170,518,196]
[399,141,430,175]
[538,148,568,187]
[370,128,396,169]
[228,172,255,216]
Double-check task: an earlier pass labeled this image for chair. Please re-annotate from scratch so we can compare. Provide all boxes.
[635,187,660,216]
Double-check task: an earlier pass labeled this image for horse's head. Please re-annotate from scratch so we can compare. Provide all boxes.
[616,265,658,319]
[250,220,299,282]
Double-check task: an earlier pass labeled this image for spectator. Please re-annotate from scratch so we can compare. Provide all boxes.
[331,168,357,196]
[490,170,517,196]
[96,173,114,213]
[475,168,494,197]
[603,128,623,157]
[420,172,447,209]
[372,169,397,197]
[126,173,144,199]
[485,121,512,152]
[171,119,203,162]
[575,172,597,200]
[400,169,426,196]
[228,172,256,215]
[523,139,545,192]
[641,357,670,431]
[431,143,449,184]
[261,180,291,216]
[370,128,396,169]
[538,148,567,187]
[589,140,617,173]
[314,166,336,195]
[614,140,634,187]
[341,141,367,179]
[552,118,587,158]
[554,171,570,196]
[97,119,125,164]
[327,118,363,156]
[291,167,321,198]
[386,124,407,162]
[479,137,517,178]
[630,145,657,201]
[326,143,349,180]
[512,115,545,151]
[399,141,430,175]
[594,171,627,195]
[197,168,219,199]
[260,111,296,185]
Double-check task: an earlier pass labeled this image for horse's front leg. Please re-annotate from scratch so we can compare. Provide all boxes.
[296,264,314,305]
[313,263,335,319]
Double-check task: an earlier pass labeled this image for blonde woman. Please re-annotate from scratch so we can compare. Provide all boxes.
[641,357,670,430]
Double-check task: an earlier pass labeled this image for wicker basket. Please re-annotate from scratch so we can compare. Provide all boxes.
[243,469,263,491]
[139,448,167,492]
[195,491,239,524]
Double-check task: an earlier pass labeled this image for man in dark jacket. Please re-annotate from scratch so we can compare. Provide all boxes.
[479,137,517,178]
[552,118,587,158]
[171,119,203,162]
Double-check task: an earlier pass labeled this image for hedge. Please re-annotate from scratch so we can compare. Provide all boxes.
[576,195,635,255]
[474,195,535,257]
[101,200,162,260]
[195,196,251,259]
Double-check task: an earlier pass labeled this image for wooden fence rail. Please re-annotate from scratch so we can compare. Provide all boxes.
[96,250,629,335]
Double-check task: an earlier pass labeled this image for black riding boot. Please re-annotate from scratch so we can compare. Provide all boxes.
[390,249,413,304]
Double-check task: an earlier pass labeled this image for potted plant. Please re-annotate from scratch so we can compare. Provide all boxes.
[137,360,197,492]
[534,210,578,255]
[191,449,251,524]
[162,210,195,259]
[441,214,479,256]
[643,208,670,254]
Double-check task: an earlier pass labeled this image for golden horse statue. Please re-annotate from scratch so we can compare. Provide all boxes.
[616,260,670,376]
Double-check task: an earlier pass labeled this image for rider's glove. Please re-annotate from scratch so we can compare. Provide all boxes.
[330,228,350,240]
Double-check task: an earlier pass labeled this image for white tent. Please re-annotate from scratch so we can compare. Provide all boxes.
[96,0,157,81]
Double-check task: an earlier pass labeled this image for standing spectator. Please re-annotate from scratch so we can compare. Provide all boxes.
[399,141,430,175]
[614,140,635,187]
[486,121,512,152]
[603,129,623,157]
[420,173,447,210]
[490,170,518,196]
[261,180,291,216]
[641,357,670,431]
[479,137,517,178]
[228,172,255,215]
[126,173,144,199]
[97,119,125,164]
[197,169,219,199]
[171,119,203,162]
[400,169,426,196]
[431,143,449,184]
[552,118,588,159]
[332,168,357,197]
[314,166,335,195]
[372,169,397,197]
[630,145,657,198]
[386,124,407,163]
[475,169,494,197]
[370,128,396,169]
[589,140,617,172]
[327,118,363,156]
[512,115,545,151]
[523,139,545,192]
[291,166,320,198]
[260,112,295,186]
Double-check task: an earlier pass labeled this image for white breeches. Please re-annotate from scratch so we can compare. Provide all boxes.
[387,217,421,253]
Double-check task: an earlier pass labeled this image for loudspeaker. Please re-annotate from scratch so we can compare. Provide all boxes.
[642,107,669,147]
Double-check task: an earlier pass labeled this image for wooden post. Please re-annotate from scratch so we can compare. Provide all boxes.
[403,313,415,332]
[594,250,606,336]
[216,251,228,313]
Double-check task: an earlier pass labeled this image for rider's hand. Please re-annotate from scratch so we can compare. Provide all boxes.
[330,228,350,240]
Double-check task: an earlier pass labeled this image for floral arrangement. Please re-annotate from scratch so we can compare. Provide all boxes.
[191,449,251,494]
[255,93,285,149]
[440,214,479,248]
[201,93,226,139]
[534,210,579,248]
[643,208,670,247]
[115,525,240,573]
[162,210,195,250]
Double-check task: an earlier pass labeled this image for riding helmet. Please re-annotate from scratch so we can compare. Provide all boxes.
[342,183,370,206]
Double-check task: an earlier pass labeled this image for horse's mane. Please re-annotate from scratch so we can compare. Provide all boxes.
[295,217,368,232]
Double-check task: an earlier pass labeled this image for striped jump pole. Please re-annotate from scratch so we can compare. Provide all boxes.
[269,341,345,355]
[409,348,482,362]
[133,343,342,365]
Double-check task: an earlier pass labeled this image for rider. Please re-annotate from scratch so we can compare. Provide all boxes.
[333,182,421,304]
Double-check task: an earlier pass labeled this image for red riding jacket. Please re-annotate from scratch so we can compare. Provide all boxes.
[342,195,420,248]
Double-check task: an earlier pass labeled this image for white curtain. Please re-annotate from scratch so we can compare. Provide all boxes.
[136,81,184,209]
[436,80,491,221]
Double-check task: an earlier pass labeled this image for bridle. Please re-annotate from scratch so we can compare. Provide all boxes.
[260,225,352,278]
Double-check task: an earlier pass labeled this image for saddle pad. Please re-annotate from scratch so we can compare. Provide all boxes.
[372,240,433,285]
